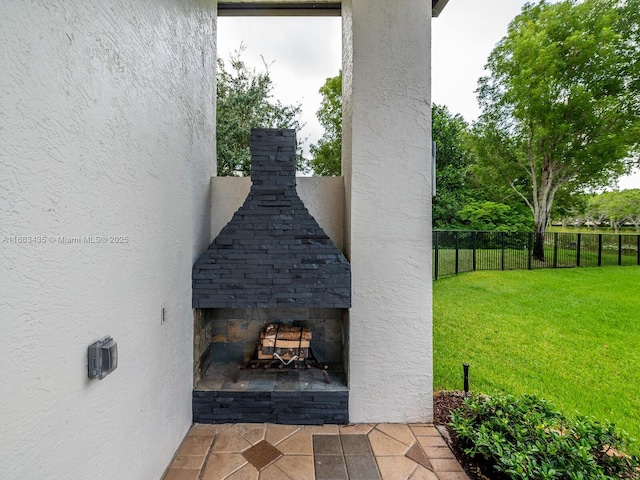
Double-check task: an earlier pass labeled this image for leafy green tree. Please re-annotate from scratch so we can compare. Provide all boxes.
[310,71,342,176]
[434,104,535,231]
[554,192,589,228]
[432,104,474,228]
[216,47,306,176]
[458,201,532,232]
[472,0,640,259]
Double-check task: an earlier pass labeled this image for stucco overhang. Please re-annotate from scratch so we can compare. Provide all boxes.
[218,2,341,16]
[219,1,450,17]
[432,0,450,17]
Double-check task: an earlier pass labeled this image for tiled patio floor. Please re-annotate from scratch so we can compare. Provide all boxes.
[162,423,469,480]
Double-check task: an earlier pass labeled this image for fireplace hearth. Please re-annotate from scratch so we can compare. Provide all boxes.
[193,361,348,424]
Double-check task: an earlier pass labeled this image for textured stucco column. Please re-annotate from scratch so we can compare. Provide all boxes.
[342,0,433,422]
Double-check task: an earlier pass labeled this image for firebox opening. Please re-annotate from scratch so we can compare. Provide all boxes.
[193,307,349,425]
[194,306,348,388]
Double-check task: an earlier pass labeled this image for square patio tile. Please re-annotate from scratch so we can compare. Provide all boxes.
[314,455,348,480]
[313,434,343,455]
[344,455,381,480]
[341,434,373,455]
[242,440,282,471]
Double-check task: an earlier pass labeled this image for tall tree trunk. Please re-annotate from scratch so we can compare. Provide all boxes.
[532,198,549,261]
[533,227,545,261]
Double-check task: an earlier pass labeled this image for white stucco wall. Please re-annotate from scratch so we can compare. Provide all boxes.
[343,0,434,422]
[211,176,345,250]
[0,2,216,479]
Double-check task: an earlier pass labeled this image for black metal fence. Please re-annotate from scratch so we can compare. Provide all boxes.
[433,230,640,279]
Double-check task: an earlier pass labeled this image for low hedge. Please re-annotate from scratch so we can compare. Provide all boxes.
[449,393,639,479]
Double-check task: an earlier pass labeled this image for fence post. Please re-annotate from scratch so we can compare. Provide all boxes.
[618,235,622,266]
[528,232,533,270]
[598,234,603,267]
[553,232,558,268]
[434,231,439,280]
[455,231,460,275]
[472,231,477,271]
[576,233,581,267]
[637,234,640,266]
[501,232,506,271]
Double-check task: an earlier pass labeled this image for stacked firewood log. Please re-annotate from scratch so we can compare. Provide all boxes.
[258,324,311,360]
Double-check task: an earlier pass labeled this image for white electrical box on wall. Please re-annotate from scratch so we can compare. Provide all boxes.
[87,336,118,380]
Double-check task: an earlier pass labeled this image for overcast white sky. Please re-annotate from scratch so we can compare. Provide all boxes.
[217,1,639,188]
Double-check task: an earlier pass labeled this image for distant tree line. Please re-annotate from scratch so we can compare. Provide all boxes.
[560,190,640,232]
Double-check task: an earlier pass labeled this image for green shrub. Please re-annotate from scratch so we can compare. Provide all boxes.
[449,393,640,479]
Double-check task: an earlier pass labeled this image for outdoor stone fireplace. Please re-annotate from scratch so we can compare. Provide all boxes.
[191,129,351,424]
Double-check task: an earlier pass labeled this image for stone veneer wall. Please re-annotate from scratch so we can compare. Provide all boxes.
[193,391,348,425]
[210,176,345,250]
[209,307,344,364]
[192,129,351,309]
[193,309,214,386]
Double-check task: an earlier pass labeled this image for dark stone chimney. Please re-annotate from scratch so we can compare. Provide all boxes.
[192,129,351,309]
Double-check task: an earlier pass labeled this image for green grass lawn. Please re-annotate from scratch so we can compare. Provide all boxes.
[433,267,640,451]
